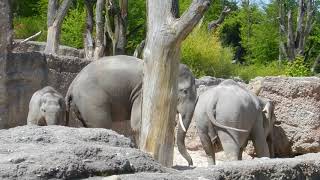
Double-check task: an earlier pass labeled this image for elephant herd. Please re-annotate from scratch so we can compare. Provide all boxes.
[27,55,276,166]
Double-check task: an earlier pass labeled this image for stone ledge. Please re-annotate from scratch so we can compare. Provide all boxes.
[112,153,320,180]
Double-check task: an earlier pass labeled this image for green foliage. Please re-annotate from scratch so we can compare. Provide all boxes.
[61,7,86,48]
[181,29,234,78]
[13,16,47,41]
[234,62,286,82]
[126,0,146,54]
[12,0,39,17]
[285,56,312,77]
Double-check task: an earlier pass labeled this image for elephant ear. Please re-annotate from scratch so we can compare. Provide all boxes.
[39,95,46,107]
[262,100,274,129]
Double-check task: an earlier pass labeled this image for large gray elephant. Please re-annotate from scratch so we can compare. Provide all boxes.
[65,55,197,166]
[27,86,66,126]
[194,79,275,165]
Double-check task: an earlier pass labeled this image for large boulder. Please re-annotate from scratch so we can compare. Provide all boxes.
[0,126,168,179]
[249,76,320,156]
[89,153,320,179]
[186,76,320,157]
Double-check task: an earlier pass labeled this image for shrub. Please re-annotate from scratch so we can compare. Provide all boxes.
[13,16,47,41]
[181,29,234,78]
[234,62,286,82]
[285,56,312,77]
[60,7,86,49]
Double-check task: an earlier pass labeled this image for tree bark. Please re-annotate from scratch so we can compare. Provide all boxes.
[133,40,145,59]
[105,0,128,55]
[94,0,106,60]
[208,6,231,31]
[44,0,72,54]
[287,10,295,61]
[114,0,127,55]
[140,0,211,167]
[278,0,315,61]
[0,0,13,129]
[84,0,95,59]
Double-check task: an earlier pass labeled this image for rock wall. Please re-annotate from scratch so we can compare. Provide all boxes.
[2,52,48,128]
[46,54,90,96]
[250,76,320,156]
[13,40,85,58]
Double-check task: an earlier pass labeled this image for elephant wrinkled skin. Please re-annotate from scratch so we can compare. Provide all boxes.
[27,86,66,126]
[194,79,275,165]
[66,55,197,166]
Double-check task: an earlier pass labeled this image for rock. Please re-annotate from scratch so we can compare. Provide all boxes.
[0,126,167,179]
[102,153,320,179]
[13,40,85,58]
[248,76,320,156]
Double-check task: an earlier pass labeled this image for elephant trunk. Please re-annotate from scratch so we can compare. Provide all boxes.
[177,111,194,166]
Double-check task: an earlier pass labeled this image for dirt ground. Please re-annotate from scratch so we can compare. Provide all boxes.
[173,146,253,167]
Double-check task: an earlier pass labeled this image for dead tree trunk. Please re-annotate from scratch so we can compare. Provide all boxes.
[44,0,72,54]
[208,6,231,31]
[279,0,316,61]
[94,0,106,60]
[84,0,95,59]
[105,0,128,55]
[139,0,211,167]
[0,0,13,129]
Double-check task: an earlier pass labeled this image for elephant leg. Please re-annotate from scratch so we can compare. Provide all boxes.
[217,130,240,161]
[77,99,112,128]
[199,131,216,165]
[238,147,244,160]
[130,96,142,146]
[251,121,270,158]
[267,133,274,158]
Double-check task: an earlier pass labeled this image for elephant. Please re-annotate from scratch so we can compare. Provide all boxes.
[27,86,66,126]
[194,79,275,165]
[65,55,197,166]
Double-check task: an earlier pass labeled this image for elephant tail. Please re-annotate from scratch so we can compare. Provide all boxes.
[206,98,248,133]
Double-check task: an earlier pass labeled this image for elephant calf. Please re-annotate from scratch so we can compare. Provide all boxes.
[27,86,66,126]
[194,79,275,165]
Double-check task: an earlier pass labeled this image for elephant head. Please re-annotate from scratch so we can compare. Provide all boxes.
[258,97,276,157]
[40,93,65,126]
[261,98,276,133]
[176,64,197,166]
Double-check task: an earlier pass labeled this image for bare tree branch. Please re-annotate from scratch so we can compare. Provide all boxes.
[133,40,145,59]
[45,0,72,54]
[54,0,72,26]
[295,0,305,50]
[208,6,231,31]
[174,0,211,43]
[287,10,295,61]
[84,0,95,59]
[13,31,42,49]
[94,0,106,60]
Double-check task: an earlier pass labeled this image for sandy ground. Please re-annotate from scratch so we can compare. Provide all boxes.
[173,146,253,167]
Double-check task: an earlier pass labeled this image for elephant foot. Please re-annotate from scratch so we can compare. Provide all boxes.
[207,156,215,166]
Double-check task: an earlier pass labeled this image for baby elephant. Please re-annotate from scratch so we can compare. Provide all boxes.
[27,86,66,126]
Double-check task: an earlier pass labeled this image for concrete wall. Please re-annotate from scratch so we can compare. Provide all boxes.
[0,52,89,128]
[2,52,48,128]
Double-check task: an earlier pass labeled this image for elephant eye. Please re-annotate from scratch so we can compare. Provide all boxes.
[179,88,188,94]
